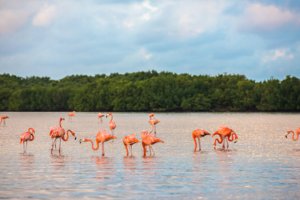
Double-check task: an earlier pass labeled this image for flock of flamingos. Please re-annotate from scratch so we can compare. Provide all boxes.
[0,112,299,157]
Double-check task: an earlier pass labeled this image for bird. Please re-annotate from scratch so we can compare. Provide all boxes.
[149,113,160,135]
[212,126,238,150]
[49,117,76,153]
[192,129,211,152]
[141,130,164,157]
[0,115,9,126]
[20,128,35,153]
[285,128,300,141]
[98,113,105,130]
[106,113,116,135]
[123,133,139,156]
[68,111,76,121]
[80,130,117,156]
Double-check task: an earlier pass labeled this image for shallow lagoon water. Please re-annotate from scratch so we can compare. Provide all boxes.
[0,112,300,199]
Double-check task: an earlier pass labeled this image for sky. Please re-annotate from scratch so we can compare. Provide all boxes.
[0,0,300,80]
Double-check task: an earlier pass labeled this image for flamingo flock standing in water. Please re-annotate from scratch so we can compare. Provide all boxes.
[11,111,299,155]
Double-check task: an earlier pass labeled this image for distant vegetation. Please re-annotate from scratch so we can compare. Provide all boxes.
[0,71,300,112]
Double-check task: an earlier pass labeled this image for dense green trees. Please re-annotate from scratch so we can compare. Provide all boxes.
[0,71,299,112]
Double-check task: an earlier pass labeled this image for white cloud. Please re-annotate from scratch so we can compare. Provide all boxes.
[262,49,294,63]
[240,3,299,31]
[139,48,152,60]
[32,4,57,27]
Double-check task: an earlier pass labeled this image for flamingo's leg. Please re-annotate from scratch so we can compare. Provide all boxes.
[102,143,105,156]
[150,145,155,156]
[130,145,133,156]
[198,138,201,151]
[25,141,28,152]
[58,138,61,153]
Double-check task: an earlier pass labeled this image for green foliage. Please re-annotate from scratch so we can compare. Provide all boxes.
[0,72,299,111]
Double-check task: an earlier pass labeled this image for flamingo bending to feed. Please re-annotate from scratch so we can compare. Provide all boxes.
[68,111,76,120]
[285,128,300,141]
[20,128,35,152]
[123,134,139,156]
[212,126,238,150]
[192,129,211,152]
[80,130,117,156]
[106,113,116,135]
[49,117,76,153]
[149,113,160,135]
[141,131,164,157]
[0,115,9,126]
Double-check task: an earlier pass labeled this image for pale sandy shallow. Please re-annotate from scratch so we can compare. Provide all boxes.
[0,112,300,199]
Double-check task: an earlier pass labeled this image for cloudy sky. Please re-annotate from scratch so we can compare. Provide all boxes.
[0,0,300,80]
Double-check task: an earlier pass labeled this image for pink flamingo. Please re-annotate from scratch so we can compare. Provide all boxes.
[212,126,238,150]
[49,117,76,153]
[192,129,211,152]
[141,131,164,157]
[285,128,300,141]
[106,113,116,135]
[0,115,9,126]
[123,133,139,156]
[20,128,35,153]
[98,113,105,130]
[68,111,76,121]
[149,113,160,135]
[80,130,117,156]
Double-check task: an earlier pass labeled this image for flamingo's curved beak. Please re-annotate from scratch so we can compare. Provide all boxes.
[79,139,82,144]
[74,137,77,140]
[285,134,288,138]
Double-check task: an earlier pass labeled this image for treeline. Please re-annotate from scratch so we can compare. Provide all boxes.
[0,71,300,112]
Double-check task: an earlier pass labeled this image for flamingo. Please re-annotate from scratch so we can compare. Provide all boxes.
[49,117,76,153]
[123,133,139,156]
[285,128,300,141]
[68,111,76,120]
[0,115,9,126]
[106,112,116,135]
[141,131,164,157]
[98,113,105,130]
[20,128,35,153]
[212,126,238,150]
[192,129,211,152]
[149,113,160,135]
[80,130,117,156]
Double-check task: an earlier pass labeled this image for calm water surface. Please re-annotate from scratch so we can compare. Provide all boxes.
[0,112,300,199]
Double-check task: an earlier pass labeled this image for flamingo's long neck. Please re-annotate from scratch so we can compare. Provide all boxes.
[110,115,113,122]
[228,132,238,142]
[213,133,223,146]
[291,131,299,141]
[86,138,100,150]
[59,119,63,128]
